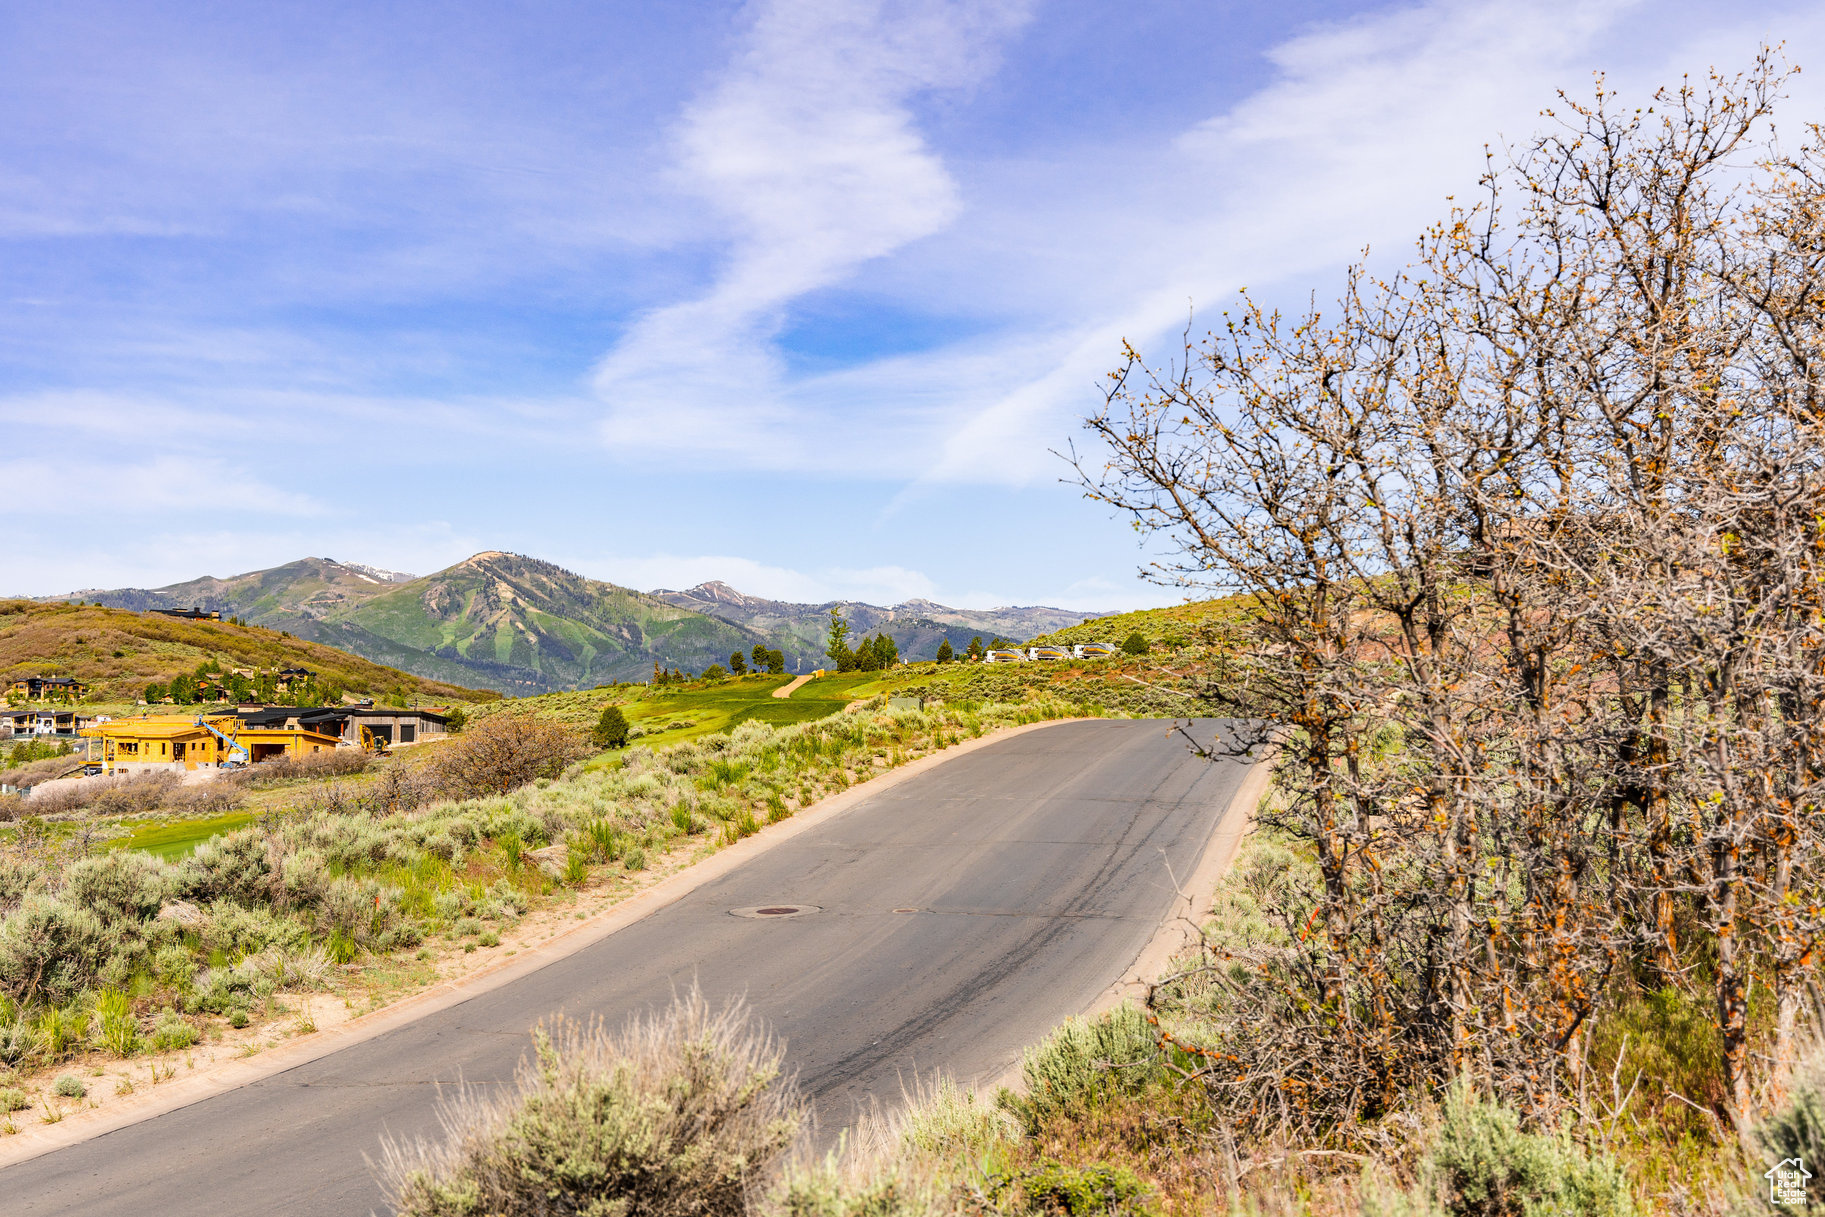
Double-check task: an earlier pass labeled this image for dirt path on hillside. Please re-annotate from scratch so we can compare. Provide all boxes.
[772,674,814,698]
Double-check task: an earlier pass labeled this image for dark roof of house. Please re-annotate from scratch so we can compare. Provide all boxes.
[226,706,350,729]
[341,706,449,723]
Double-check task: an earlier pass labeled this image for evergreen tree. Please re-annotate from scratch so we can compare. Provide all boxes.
[825,607,852,670]
[592,705,630,749]
[730,651,748,674]
[143,682,165,704]
[935,638,954,664]
[1121,631,1150,656]
[703,663,729,682]
[966,636,985,661]
[873,633,899,668]
[767,648,785,673]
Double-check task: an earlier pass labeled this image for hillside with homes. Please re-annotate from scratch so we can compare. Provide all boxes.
[0,599,497,707]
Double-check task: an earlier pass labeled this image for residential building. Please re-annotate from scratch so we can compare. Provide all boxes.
[82,715,343,774]
[223,705,451,750]
[6,675,90,702]
[0,708,95,738]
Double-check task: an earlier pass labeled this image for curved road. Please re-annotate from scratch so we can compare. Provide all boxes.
[7,718,1250,1215]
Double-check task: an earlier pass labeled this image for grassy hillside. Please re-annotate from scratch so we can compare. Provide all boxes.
[470,672,892,752]
[1031,593,1252,648]
[0,600,497,704]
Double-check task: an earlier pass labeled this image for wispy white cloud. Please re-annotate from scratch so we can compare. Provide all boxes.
[593,0,1034,463]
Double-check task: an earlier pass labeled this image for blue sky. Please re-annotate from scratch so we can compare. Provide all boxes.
[4,0,1821,608]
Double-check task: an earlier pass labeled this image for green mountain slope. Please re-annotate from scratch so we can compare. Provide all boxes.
[63,554,775,694]
[325,552,768,692]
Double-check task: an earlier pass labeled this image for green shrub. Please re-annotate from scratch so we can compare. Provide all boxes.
[623,847,646,872]
[377,989,802,1217]
[1120,631,1149,656]
[1367,1085,1638,1217]
[53,1074,85,1099]
[996,1160,1146,1216]
[0,896,110,1005]
[999,1004,1170,1135]
[0,1085,26,1111]
[148,1010,199,1052]
[229,1008,249,1029]
[0,1019,32,1065]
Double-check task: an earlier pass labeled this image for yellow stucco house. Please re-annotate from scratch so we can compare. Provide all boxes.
[82,715,343,775]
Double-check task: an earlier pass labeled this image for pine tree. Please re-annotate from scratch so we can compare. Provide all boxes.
[592,705,630,749]
[826,607,852,669]
[966,636,985,661]
[935,638,954,664]
[874,633,899,668]
[730,651,748,674]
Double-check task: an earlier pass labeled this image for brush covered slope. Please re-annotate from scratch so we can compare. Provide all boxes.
[0,600,495,704]
[62,553,774,695]
[320,553,768,693]
[652,580,1107,661]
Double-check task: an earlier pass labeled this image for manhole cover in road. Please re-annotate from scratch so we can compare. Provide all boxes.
[730,904,821,919]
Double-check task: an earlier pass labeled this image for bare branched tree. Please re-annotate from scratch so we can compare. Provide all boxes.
[1075,50,1825,1143]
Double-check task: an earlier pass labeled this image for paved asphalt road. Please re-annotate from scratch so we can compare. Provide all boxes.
[7,718,1251,1216]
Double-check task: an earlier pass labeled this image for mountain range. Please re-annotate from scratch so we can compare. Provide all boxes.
[57,554,1110,695]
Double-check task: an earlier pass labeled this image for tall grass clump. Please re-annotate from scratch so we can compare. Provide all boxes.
[378,988,803,1217]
